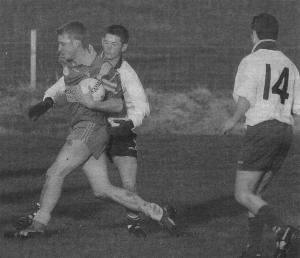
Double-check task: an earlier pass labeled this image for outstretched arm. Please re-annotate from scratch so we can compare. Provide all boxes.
[43,76,66,104]
[28,77,66,121]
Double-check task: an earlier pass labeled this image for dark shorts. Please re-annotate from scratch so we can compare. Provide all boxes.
[106,132,137,160]
[66,121,109,159]
[237,120,292,173]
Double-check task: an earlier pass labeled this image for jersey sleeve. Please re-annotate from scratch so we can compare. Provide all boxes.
[43,76,66,102]
[233,57,258,106]
[120,66,150,128]
[292,67,300,115]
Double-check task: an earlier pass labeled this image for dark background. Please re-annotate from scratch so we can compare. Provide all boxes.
[0,0,299,90]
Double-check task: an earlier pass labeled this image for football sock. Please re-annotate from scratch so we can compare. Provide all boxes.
[247,216,264,251]
[32,210,51,226]
[141,202,163,221]
[256,205,286,236]
[127,210,141,226]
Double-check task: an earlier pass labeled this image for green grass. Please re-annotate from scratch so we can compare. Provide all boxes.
[0,134,299,258]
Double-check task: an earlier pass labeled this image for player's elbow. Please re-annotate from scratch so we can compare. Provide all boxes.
[234,189,252,206]
[292,105,300,115]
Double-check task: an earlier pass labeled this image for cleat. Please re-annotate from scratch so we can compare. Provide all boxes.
[159,206,179,236]
[128,224,147,239]
[274,225,299,258]
[126,213,146,239]
[13,220,46,239]
[14,203,40,230]
[13,229,45,239]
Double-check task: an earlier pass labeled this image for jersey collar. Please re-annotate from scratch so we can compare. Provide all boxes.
[100,51,123,69]
[251,39,278,53]
[115,56,123,69]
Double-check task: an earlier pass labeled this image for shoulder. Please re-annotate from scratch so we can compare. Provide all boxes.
[278,52,298,69]
[236,52,264,76]
[239,52,262,67]
[118,60,141,81]
[118,60,137,75]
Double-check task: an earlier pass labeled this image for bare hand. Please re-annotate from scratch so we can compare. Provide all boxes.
[220,118,236,135]
[101,78,118,93]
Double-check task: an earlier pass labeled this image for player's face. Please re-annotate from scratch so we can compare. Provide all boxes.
[57,33,78,62]
[102,33,127,61]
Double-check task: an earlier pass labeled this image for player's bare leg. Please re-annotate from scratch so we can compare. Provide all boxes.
[236,170,299,258]
[113,156,146,238]
[235,170,268,214]
[14,139,91,238]
[83,153,177,234]
[238,171,273,257]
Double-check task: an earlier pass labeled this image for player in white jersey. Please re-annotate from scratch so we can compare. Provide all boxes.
[221,13,300,258]
[15,25,177,238]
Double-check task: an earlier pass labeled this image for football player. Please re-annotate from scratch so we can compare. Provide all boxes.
[23,25,152,238]
[221,13,300,258]
[14,21,177,238]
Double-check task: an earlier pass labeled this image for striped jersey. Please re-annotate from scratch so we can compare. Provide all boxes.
[44,52,149,128]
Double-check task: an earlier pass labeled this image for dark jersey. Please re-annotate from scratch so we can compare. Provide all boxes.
[63,55,123,126]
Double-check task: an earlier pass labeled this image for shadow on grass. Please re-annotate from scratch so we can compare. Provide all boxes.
[130,195,246,236]
[177,195,245,226]
[0,185,90,204]
[0,168,46,179]
[53,199,116,220]
[0,200,115,230]
[0,194,245,235]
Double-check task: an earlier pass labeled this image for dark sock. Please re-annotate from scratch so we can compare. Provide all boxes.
[256,205,286,236]
[126,210,140,226]
[247,216,264,251]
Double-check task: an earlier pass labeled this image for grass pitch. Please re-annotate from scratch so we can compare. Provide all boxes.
[0,134,299,258]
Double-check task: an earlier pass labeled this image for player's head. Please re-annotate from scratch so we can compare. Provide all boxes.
[251,13,279,43]
[57,21,89,61]
[102,25,129,61]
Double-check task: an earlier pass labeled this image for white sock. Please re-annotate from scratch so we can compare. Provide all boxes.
[33,210,51,225]
[143,203,163,221]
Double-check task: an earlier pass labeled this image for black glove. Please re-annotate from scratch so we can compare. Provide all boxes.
[108,119,134,136]
[28,97,54,121]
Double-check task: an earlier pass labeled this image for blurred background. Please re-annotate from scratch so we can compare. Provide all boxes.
[0,0,299,134]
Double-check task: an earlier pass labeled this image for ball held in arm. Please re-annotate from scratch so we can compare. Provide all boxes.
[78,78,106,101]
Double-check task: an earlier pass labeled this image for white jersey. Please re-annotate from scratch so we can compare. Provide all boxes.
[116,60,150,127]
[44,59,150,128]
[233,40,300,126]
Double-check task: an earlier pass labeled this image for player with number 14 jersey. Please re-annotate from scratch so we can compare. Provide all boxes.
[234,39,300,126]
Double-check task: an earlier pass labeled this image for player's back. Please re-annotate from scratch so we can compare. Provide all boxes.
[235,46,300,126]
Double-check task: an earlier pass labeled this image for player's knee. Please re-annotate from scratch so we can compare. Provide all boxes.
[94,191,108,199]
[46,165,71,180]
[93,185,111,199]
[235,189,250,205]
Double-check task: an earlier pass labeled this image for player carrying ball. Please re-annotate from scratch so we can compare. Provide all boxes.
[222,13,299,258]
[13,21,177,239]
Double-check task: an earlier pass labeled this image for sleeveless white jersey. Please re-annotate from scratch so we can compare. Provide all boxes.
[233,40,300,126]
